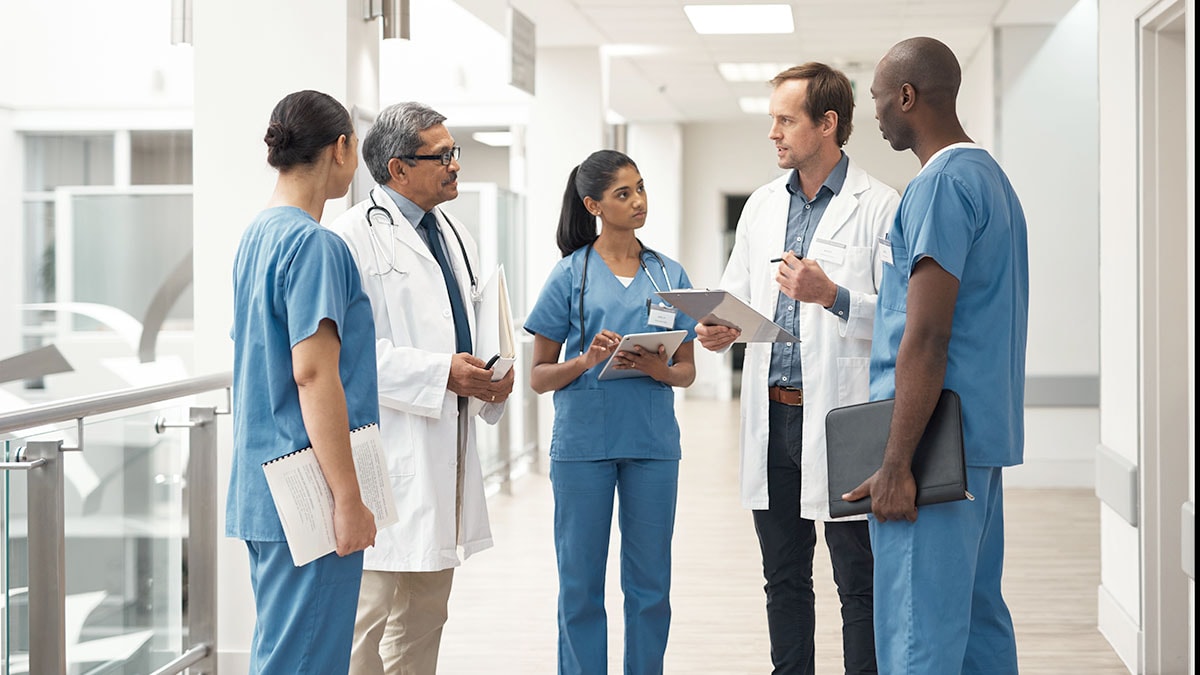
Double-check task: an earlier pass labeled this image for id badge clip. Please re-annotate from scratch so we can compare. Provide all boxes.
[646,301,677,329]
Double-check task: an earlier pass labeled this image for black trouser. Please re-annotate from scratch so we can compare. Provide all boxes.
[751,400,877,674]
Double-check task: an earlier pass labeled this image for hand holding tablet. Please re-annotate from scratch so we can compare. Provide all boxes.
[596,330,688,381]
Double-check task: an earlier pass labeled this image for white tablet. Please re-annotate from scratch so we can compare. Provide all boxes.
[596,330,688,381]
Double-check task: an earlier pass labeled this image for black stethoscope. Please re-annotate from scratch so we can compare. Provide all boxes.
[365,187,478,298]
[577,241,673,355]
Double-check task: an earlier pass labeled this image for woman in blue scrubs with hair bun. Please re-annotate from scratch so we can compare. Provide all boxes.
[525,149,697,675]
[228,89,379,673]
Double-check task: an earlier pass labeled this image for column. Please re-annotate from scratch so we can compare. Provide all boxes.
[191,1,378,669]
[523,46,605,451]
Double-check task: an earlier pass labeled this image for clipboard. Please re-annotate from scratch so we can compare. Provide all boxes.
[825,389,969,518]
[655,289,799,343]
[596,330,687,381]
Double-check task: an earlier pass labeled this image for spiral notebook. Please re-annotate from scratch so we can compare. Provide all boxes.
[262,423,398,566]
[825,389,969,518]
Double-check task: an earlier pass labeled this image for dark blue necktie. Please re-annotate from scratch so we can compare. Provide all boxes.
[419,211,472,355]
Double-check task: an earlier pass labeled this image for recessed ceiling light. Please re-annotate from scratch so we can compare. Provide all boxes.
[738,97,771,115]
[683,4,794,35]
[472,131,513,147]
[717,62,792,83]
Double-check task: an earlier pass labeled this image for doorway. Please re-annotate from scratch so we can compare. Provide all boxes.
[1136,1,1190,671]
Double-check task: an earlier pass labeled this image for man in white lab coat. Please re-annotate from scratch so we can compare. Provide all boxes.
[695,64,899,674]
[328,101,514,675]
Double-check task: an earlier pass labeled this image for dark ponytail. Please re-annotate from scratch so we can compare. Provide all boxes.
[555,149,638,257]
[264,90,353,170]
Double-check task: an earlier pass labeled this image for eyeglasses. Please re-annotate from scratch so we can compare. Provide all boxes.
[398,146,461,166]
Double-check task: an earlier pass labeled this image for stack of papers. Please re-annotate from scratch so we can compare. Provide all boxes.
[468,265,516,416]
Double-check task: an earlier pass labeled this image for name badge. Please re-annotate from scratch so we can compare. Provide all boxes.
[808,238,846,265]
[647,303,677,329]
[878,235,894,266]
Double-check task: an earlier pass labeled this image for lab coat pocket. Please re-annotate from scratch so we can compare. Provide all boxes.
[381,411,416,476]
[551,389,606,459]
[391,427,417,477]
[835,357,870,406]
[835,245,875,288]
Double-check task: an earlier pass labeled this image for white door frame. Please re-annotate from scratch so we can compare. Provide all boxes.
[1136,1,1191,672]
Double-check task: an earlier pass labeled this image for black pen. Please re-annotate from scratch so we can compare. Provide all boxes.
[770,254,802,263]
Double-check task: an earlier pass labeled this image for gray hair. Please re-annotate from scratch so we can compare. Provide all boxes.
[362,101,448,184]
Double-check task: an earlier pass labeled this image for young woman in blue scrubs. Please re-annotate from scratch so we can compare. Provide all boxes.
[525,150,697,675]
[228,90,379,674]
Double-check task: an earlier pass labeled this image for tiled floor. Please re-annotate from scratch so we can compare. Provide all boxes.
[438,397,1128,673]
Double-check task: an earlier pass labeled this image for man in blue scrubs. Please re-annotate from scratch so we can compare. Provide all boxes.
[844,37,1029,673]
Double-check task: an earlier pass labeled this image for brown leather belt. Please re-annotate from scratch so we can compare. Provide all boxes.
[767,386,803,406]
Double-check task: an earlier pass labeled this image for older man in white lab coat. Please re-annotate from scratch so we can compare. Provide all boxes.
[328,101,514,675]
[696,64,899,674]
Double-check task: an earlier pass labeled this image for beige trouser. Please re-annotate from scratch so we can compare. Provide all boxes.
[349,568,456,675]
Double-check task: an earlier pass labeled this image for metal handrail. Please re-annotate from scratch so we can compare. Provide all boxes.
[148,643,210,675]
[2,374,231,675]
[0,372,232,436]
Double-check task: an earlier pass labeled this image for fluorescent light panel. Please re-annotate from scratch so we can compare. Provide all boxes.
[738,97,771,115]
[683,4,794,35]
[472,131,513,147]
[717,62,791,83]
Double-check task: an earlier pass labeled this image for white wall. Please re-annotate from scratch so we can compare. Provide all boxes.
[993,3,1102,488]
[998,9,1100,378]
[960,31,998,151]
[626,122,683,265]
[0,107,19,360]
[455,137,512,191]
[1096,1,1149,667]
[524,46,606,454]
[0,0,192,110]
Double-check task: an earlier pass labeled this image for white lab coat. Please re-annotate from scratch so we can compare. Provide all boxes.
[720,159,899,520]
[328,188,500,571]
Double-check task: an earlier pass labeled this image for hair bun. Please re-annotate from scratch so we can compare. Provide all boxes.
[264,121,292,149]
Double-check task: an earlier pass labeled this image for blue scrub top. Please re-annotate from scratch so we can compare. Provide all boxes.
[525,246,697,461]
[227,206,380,541]
[870,146,1029,467]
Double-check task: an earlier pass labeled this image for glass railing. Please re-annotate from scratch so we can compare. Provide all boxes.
[1,373,229,675]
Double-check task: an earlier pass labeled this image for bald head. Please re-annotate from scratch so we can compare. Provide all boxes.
[878,37,962,109]
[870,36,971,160]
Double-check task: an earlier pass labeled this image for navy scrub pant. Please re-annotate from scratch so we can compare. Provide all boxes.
[752,400,877,674]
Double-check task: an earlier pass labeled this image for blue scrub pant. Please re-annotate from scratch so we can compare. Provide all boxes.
[550,458,679,675]
[246,541,364,674]
[868,466,1017,674]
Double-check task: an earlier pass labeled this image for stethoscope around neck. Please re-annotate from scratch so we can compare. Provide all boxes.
[577,240,673,355]
[365,187,478,298]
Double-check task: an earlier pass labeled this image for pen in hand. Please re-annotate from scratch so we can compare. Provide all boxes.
[770,253,803,264]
